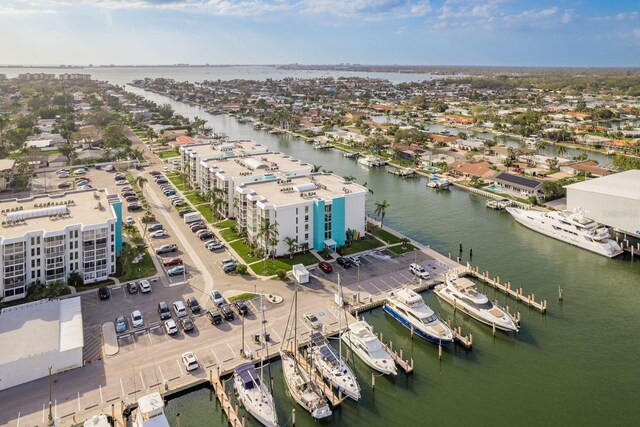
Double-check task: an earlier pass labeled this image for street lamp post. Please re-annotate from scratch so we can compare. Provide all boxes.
[48,365,54,426]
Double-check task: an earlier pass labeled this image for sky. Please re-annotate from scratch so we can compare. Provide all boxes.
[0,0,639,67]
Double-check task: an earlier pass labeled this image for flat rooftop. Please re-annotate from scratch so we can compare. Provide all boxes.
[0,297,83,365]
[0,158,15,171]
[566,170,640,200]
[203,152,311,179]
[183,140,268,158]
[0,190,117,240]
[240,173,367,206]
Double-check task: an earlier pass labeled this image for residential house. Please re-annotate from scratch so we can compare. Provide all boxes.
[491,172,543,198]
[560,161,610,177]
[448,161,495,179]
[454,138,484,151]
[0,159,16,190]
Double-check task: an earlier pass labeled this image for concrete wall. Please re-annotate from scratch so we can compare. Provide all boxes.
[567,188,640,236]
[0,347,83,391]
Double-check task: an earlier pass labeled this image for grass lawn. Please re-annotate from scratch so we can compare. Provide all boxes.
[341,237,384,255]
[275,252,320,267]
[194,204,215,223]
[216,218,237,229]
[220,227,242,242]
[184,191,207,206]
[117,251,157,283]
[250,252,319,276]
[388,243,419,255]
[175,183,187,191]
[167,175,187,186]
[156,150,180,159]
[228,292,259,303]
[372,228,403,245]
[230,240,261,264]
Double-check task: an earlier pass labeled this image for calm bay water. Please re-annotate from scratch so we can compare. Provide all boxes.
[127,88,639,426]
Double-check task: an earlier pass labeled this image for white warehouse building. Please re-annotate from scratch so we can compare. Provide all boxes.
[0,297,84,391]
[236,173,368,256]
[0,190,122,302]
[565,170,640,237]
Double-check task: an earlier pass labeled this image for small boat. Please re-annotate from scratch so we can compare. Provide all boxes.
[234,363,278,427]
[426,174,451,189]
[341,320,397,375]
[358,155,384,167]
[313,142,333,149]
[280,350,332,419]
[435,273,519,332]
[387,167,415,178]
[486,199,510,210]
[308,332,361,400]
[383,288,453,344]
[132,392,170,427]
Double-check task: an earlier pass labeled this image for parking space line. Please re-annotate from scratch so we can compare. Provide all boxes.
[139,372,147,391]
[248,300,259,313]
[270,327,282,343]
[99,385,103,403]
[147,333,153,344]
[120,378,125,396]
[369,281,385,294]
[176,359,184,376]
[226,343,237,359]
[210,348,220,365]
[391,276,404,286]
[399,272,413,281]
[157,366,166,383]
[379,279,393,289]
[42,403,45,423]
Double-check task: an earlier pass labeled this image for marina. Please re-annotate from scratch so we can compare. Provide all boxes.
[74,86,638,427]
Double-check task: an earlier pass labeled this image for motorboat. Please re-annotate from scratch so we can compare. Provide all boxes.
[435,273,519,332]
[426,174,451,189]
[341,320,397,375]
[383,288,454,344]
[233,362,278,427]
[131,392,170,427]
[308,332,361,400]
[280,349,332,419]
[358,155,385,167]
[506,207,623,258]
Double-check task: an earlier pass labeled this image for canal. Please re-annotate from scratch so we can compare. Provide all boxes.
[127,87,639,426]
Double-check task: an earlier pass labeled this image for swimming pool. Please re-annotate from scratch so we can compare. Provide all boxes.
[485,184,506,193]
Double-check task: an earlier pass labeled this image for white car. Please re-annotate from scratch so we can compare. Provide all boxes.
[210,290,225,306]
[58,172,69,178]
[163,166,170,172]
[207,241,224,251]
[73,169,86,176]
[173,301,187,318]
[409,263,430,279]
[125,216,135,224]
[138,280,152,293]
[115,180,128,186]
[131,310,144,328]
[56,168,70,175]
[149,230,169,238]
[182,352,199,372]
[303,313,322,329]
[164,319,178,335]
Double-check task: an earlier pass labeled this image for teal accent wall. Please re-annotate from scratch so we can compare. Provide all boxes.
[111,201,123,254]
[331,196,346,246]
[312,199,325,251]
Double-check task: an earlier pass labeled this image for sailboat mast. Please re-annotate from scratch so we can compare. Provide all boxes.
[294,283,298,358]
[260,292,264,383]
[338,273,342,359]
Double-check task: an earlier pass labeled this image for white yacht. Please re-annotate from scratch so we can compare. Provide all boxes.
[341,320,397,376]
[383,288,454,345]
[427,174,451,189]
[308,332,361,400]
[280,349,332,419]
[506,207,623,258]
[233,362,278,427]
[435,273,519,332]
[525,135,542,146]
[358,155,384,168]
[132,392,170,427]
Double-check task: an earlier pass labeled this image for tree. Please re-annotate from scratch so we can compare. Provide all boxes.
[45,280,67,298]
[283,237,298,259]
[365,134,386,154]
[556,144,568,158]
[343,175,356,182]
[374,200,390,229]
[135,176,148,194]
[546,157,559,171]
[258,219,279,260]
[312,164,322,173]
[67,271,84,288]
[0,114,8,148]
[534,140,548,153]
[299,242,310,254]
[158,104,174,120]
[103,122,129,148]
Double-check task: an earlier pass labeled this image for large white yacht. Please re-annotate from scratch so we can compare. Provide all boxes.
[506,207,623,258]
[233,363,278,427]
[383,288,454,345]
[341,320,397,376]
[308,332,361,400]
[435,273,519,332]
[358,155,385,168]
[280,349,332,419]
[132,392,170,427]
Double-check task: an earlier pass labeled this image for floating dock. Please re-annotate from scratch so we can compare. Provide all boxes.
[211,369,244,427]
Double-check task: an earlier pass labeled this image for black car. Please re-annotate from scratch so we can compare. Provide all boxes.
[233,300,249,316]
[127,282,138,294]
[127,203,143,212]
[218,304,235,321]
[206,309,223,325]
[186,297,201,314]
[98,286,110,300]
[178,209,195,218]
[336,256,352,268]
[155,179,168,185]
[158,301,171,320]
[179,317,195,332]
[198,231,215,241]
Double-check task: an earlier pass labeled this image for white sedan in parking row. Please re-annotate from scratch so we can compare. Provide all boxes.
[149,230,169,238]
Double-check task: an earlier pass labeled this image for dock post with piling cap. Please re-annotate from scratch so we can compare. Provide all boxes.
[492,322,496,337]
[558,287,563,301]
[371,372,376,389]
[459,242,463,252]
[438,344,442,360]
[469,248,473,258]
[292,409,296,426]
[400,348,403,361]
[410,324,414,339]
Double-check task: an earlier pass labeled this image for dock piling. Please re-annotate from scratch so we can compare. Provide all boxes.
[292,409,296,426]
[438,344,442,360]
[558,287,563,301]
[371,372,376,389]
[492,322,496,337]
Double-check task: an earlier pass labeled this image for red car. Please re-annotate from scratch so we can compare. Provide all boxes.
[191,224,207,233]
[162,257,183,267]
[149,170,161,176]
[75,177,91,182]
[318,261,333,273]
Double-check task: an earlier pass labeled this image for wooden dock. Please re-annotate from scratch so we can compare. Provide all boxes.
[211,369,244,427]
[297,349,347,407]
[463,264,547,313]
[376,333,414,373]
[451,326,473,349]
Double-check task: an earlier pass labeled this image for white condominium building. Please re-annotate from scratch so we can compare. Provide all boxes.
[180,140,269,187]
[199,152,313,218]
[0,190,122,302]
[235,173,367,257]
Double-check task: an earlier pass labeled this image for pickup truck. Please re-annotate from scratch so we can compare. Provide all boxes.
[155,244,178,255]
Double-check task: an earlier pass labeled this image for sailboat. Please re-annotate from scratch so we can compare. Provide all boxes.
[280,285,332,419]
[308,274,361,400]
[233,295,278,427]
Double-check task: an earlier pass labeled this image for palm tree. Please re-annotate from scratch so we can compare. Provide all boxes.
[0,114,8,148]
[283,237,298,259]
[343,175,356,182]
[546,157,559,171]
[299,242,310,254]
[362,181,374,195]
[534,140,548,153]
[258,219,279,260]
[312,164,322,173]
[556,144,568,158]
[45,280,67,299]
[135,176,147,193]
[374,200,390,229]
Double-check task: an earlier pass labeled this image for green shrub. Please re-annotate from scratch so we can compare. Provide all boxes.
[276,269,287,280]
[236,264,248,275]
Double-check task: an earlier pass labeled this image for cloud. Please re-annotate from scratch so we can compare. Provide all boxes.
[298,0,432,20]
[0,4,56,14]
